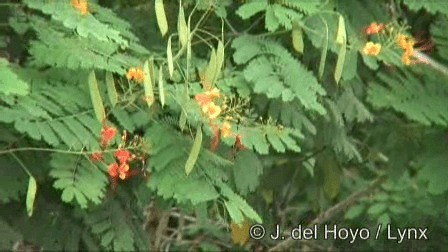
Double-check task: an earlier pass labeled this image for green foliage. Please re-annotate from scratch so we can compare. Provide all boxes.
[0,59,29,96]
[232,35,326,114]
[0,71,102,150]
[236,0,322,31]
[49,153,108,208]
[368,69,448,127]
[2,0,448,251]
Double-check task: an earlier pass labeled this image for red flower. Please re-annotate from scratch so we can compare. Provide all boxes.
[108,163,119,178]
[101,125,117,147]
[108,162,130,180]
[115,149,131,164]
[118,163,130,180]
[90,152,103,162]
[364,22,384,35]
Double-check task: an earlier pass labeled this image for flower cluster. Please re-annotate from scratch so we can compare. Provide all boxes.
[362,22,384,56]
[195,88,222,120]
[396,34,415,65]
[108,150,133,180]
[71,0,88,16]
[126,67,145,84]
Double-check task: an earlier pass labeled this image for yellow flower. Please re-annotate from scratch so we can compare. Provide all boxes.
[221,121,232,138]
[202,102,221,119]
[126,67,145,83]
[71,0,88,16]
[205,87,221,99]
[396,34,415,65]
[362,42,381,56]
[401,54,411,65]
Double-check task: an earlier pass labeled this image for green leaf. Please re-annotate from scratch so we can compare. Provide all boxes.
[185,127,203,176]
[158,65,165,107]
[318,20,329,79]
[143,59,155,108]
[345,205,365,220]
[334,16,346,84]
[236,0,268,20]
[292,21,304,54]
[233,151,263,195]
[105,72,118,107]
[88,70,105,122]
[155,0,168,37]
[215,40,225,85]
[367,202,387,216]
[167,36,174,78]
[177,1,189,48]
[26,176,37,217]
[322,160,340,199]
[0,58,29,96]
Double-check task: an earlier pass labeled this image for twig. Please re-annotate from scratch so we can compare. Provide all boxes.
[413,50,448,76]
[269,175,386,251]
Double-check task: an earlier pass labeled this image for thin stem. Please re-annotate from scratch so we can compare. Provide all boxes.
[10,152,32,177]
[0,146,138,156]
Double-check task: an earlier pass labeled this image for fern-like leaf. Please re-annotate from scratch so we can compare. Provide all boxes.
[49,154,108,208]
[232,36,326,114]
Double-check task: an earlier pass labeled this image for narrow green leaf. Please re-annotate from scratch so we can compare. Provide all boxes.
[143,60,155,108]
[335,16,346,45]
[167,36,174,78]
[186,17,192,63]
[185,127,202,175]
[214,41,225,85]
[292,21,304,54]
[105,72,118,107]
[177,1,189,48]
[155,0,168,37]
[318,20,329,79]
[179,111,187,131]
[88,71,105,122]
[334,16,347,84]
[26,176,37,217]
[335,44,346,84]
[158,66,165,107]
[323,164,340,199]
[205,48,217,86]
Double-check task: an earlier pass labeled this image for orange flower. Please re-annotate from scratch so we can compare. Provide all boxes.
[396,34,415,65]
[365,22,384,35]
[100,125,117,147]
[90,152,103,162]
[108,162,130,180]
[126,67,145,83]
[108,163,119,178]
[71,0,88,16]
[220,121,232,138]
[115,149,131,165]
[202,102,221,119]
[194,93,212,107]
[118,163,130,180]
[362,42,381,56]
[396,34,414,50]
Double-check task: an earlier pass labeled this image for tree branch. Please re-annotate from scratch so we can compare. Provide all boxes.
[269,175,387,251]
